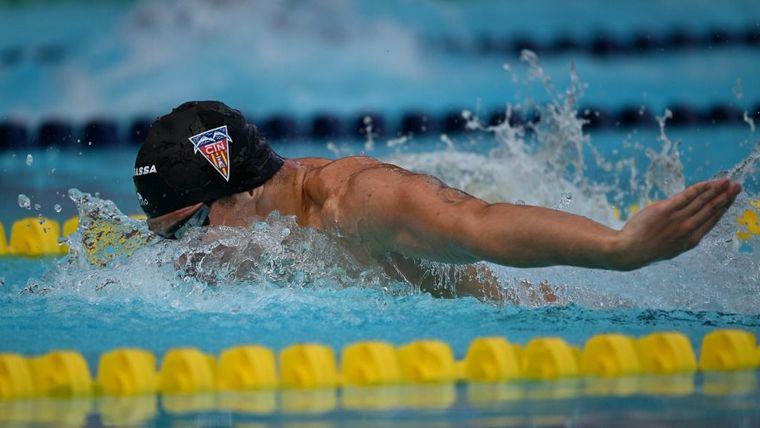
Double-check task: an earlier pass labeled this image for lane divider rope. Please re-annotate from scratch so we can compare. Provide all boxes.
[1,102,759,148]
[435,25,760,58]
[0,330,758,401]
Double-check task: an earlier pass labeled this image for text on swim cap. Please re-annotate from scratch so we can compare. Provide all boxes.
[134,165,157,176]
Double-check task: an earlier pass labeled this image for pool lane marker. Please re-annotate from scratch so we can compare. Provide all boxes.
[3,218,62,256]
[637,332,698,374]
[342,341,402,386]
[0,329,757,401]
[0,215,148,257]
[737,201,760,240]
[699,330,758,371]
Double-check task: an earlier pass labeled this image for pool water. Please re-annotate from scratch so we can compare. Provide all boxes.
[2,0,760,426]
[0,376,758,426]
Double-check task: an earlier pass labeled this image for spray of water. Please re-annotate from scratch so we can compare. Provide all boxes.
[389,51,618,224]
[644,110,685,200]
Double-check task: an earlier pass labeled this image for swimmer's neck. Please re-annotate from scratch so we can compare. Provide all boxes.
[208,159,309,227]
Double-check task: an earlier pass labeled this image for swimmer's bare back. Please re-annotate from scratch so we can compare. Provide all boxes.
[209,156,741,298]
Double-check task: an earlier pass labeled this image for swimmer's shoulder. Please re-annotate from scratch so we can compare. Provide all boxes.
[298,156,383,201]
[297,155,381,178]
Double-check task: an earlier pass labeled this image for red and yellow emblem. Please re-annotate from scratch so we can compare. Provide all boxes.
[189,125,233,181]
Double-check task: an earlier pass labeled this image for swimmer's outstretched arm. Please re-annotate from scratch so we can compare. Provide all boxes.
[343,166,741,271]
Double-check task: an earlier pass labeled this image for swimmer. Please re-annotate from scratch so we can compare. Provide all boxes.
[133,101,742,300]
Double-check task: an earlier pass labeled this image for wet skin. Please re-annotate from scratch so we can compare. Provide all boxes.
[152,156,742,301]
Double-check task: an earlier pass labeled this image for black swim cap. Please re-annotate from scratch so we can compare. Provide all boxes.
[133,101,284,219]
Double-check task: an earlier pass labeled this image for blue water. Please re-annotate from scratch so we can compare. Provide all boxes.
[2,1,760,426]
[3,259,760,364]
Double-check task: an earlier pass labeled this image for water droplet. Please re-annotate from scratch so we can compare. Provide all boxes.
[281,227,291,238]
[555,193,574,210]
[50,168,56,174]
[33,203,41,211]
[17,194,31,209]
[25,154,33,166]
[54,204,62,213]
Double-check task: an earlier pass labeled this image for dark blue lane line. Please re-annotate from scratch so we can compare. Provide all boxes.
[1,102,758,149]
[437,24,760,57]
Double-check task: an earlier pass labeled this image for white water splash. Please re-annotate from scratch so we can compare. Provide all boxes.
[644,110,686,200]
[390,51,618,224]
[362,116,375,153]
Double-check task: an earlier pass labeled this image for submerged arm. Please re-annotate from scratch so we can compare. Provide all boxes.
[340,165,740,271]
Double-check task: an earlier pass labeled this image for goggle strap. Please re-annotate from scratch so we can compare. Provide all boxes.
[173,205,211,239]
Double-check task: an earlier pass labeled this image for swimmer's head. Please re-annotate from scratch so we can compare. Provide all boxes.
[133,100,284,238]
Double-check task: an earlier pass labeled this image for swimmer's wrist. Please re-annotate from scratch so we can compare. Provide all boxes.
[607,230,651,271]
[605,231,642,271]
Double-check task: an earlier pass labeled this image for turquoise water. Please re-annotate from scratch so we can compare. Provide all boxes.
[2,0,760,426]
[3,257,760,364]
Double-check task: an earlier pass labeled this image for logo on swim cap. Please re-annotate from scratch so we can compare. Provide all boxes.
[188,125,233,181]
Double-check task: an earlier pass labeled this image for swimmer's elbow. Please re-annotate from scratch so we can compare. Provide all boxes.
[454,203,500,262]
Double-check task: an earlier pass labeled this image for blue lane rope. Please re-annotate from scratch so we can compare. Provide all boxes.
[0,102,758,148]
[437,25,760,57]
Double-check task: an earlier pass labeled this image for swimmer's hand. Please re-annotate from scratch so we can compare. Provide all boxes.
[614,178,741,270]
